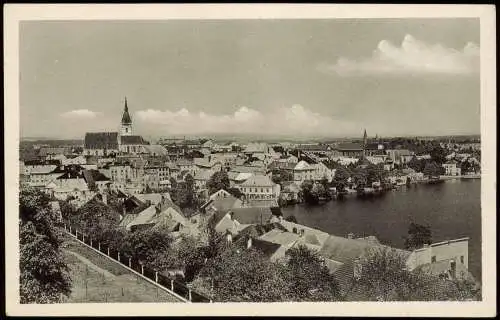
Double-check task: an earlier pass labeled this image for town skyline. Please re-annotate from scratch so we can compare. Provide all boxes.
[20,19,480,139]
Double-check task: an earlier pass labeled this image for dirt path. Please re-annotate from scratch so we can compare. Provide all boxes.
[64,249,116,279]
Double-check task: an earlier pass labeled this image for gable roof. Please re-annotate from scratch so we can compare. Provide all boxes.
[336,143,363,151]
[229,207,273,225]
[125,205,157,230]
[294,160,312,171]
[319,235,411,264]
[134,193,167,206]
[143,144,168,156]
[239,174,274,187]
[120,135,148,145]
[258,229,301,248]
[84,132,119,150]
[250,238,283,259]
[278,220,330,247]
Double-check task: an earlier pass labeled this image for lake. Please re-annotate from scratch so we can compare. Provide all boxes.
[281,178,482,282]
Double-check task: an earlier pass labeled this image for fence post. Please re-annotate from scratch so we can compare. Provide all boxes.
[210,299,213,303]
[118,252,120,262]
[98,242,101,251]
[69,225,72,233]
[75,230,78,238]
[90,238,93,247]
[155,271,158,283]
[141,264,144,275]
[107,247,110,256]
[83,234,85,243]
[171,279,174,291]
[128,257,131,268]
[188,288,192,301]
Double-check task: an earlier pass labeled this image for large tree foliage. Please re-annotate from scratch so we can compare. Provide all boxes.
[271,168,294,185]
[301,180,319,205]
[349,247,480,301]
[423,161,443,179]
[199,247,291,302]
[408,156,426,173]
[430,146,447,165]
[365,164,386,185]
[72,197,121,242]
[347,247,415,301]
[119,228,175,271]
[332,166,350,192]
[171,174,199,212]
[404,222,432,250]
[351,166,368,190]
[19,188,71,303]
[285,245,341,301]
[206,171,230,195]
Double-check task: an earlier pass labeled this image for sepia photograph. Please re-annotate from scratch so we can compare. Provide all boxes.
[4,4,496,317]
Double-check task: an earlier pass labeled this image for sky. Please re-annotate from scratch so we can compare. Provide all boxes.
[19,19,480,139]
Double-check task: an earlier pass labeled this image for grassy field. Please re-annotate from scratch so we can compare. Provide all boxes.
[62,237,181,303]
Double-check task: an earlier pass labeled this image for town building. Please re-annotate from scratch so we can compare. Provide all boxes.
[237,174,280,201]
[443,160,462,176]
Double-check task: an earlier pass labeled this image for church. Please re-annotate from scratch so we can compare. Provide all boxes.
[83,98,149,156]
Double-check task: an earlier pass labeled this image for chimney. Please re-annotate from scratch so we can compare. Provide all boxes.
[226,231,233,244]
[299,229,304,237]
[229,211,234,220]
[155,205,161,214]
[247,237,252,249]
[347,232,354,239]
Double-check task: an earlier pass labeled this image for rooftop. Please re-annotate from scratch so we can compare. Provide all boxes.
[239,174,274,187]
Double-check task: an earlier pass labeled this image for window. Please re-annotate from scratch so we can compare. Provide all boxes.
[431,256,436,263]
[460,256,464,264]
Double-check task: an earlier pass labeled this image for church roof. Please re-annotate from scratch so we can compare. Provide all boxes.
[84,132,119,150]
[121,98,132,124]
[120,135,148,145]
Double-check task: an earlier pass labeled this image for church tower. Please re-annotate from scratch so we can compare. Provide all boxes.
[121,97,132,136]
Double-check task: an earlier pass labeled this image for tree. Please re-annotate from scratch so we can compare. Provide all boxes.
[206,171,230,195]
[271,168,294,185]
[430,146,447,165]
[404,222,432,250]
[348,247,415,301]
[408,156,425,173]
[366,164,386,185]
[172,174,197,210]
[332,166,350,192]
[423,161,443,179]
[119,228,175,271]
[352,167,368,190]
[347,247,481,301]
[72,197,121,242]
[172,235,208,282]
[19,188,71,303]
[285,245,341,301]
[301,180,319,205]
[198,247,292,302]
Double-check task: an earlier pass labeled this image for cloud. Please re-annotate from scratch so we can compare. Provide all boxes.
[135,105,361,137]
[325,34,479,76]
[60,109,100,119]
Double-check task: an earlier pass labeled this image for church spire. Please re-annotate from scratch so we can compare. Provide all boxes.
[121,97,132,125]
